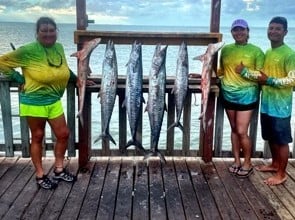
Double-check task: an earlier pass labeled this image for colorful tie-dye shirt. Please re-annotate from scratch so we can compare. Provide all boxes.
[240,44,295,117]
[218,43,264,105]
[0,41,72,106]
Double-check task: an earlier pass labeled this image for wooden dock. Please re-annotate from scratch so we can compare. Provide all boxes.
[0,156,294,219]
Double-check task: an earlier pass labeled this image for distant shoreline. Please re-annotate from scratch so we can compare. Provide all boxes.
[0,21,270,29]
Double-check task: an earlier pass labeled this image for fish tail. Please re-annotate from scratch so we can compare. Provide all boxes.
[107,133,117,145]
[93,135,102,144]
[125,139,146,153]
[167,121,184,132]
[93,132,116,145]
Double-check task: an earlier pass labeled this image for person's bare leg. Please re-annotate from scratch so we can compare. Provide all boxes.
[27,117,47,178]
[236,110,253,169]
[255,141,279,172]
[264,144,289,185]
[48,114,69,172]
[226,109,241,168]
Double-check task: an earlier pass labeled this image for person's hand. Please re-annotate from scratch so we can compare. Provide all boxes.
[235,62,245,74]
[258,71,268,85]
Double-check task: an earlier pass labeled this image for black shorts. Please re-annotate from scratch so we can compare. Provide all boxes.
[222,97,258,111]
[260,113,293,145]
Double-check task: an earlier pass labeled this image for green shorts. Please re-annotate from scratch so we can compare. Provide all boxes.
[20,100,64,119]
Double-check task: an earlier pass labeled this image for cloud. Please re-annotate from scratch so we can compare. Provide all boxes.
[0,5,5,13]
[88,13,129,25]
[0,0,76,23]
[0,0,294,27]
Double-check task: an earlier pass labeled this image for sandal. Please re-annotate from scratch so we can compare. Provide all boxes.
[236,167,253,178]
[53,168,77,182]
[36,175,58,190]
[228,164,240,174]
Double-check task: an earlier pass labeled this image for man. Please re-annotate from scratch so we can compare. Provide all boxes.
[236,16,295,185]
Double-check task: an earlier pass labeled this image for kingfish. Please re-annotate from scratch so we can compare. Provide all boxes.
[193,41,224,131]
[95,40,118,145]
[168,41,189,132]
[145,44,168,163]
[122,41,146,153]
[71,37,101,126]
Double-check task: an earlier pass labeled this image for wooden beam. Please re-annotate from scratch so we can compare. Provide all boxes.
[74,30,222,46]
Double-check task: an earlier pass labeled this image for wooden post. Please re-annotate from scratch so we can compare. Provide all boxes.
[210,0,221,32]
[0,81,14,157]
[76,0,87,30]
[76,0,89,168]
[67,82,77,157]
[200,0,221,162]
[78,92,92,169]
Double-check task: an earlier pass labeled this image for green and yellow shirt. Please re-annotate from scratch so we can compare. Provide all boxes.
[218,43,264,105]
[241,44,295,117]
[0,41,72,106]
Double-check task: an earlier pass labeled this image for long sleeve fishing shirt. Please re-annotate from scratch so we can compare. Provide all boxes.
[240,44,295,118]
[218,43,265,105]
[0,41,76,106]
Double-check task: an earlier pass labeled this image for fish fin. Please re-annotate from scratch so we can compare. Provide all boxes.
[193,54,204,61]
[70,52,78,57]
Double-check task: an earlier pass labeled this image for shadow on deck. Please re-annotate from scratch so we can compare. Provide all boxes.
[0,156,294,220]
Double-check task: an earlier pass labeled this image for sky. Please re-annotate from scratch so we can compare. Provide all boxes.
[0,0,295,28]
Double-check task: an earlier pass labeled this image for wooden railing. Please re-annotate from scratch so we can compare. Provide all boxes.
[0,73,219,159]
[1,67,295,167]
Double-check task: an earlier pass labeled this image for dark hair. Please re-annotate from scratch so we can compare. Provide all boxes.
[269,16,288,31]
[36,17,57,33]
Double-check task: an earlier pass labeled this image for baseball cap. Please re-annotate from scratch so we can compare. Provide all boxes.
[231,19,248,30]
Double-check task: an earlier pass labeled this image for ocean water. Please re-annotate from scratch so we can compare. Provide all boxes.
[1,22,295,152]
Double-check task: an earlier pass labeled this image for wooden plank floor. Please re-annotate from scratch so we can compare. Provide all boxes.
[0,156,294,220]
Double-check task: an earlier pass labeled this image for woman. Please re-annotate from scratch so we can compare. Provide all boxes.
[0,17,77,189]
[218,19,264,177]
